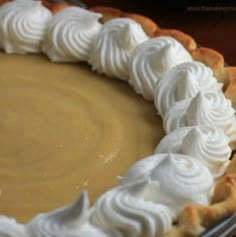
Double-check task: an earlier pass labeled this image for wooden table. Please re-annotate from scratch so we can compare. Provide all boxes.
[83,0,236,65]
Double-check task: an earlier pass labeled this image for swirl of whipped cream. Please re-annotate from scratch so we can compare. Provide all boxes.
[120,154,166,185]
[0,0,52,54]
[154,61,222,118]
[91,181,173,237]
[155,126,231,178]
[27,192,110,237]
[89,18,149,81]
[120,153,213,216]
[42,7,102,62]
[164,91,236,142]
[129,36,192,100]
[0,216,27,237]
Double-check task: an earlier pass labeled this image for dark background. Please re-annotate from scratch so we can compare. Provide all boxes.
[82,0,236,65]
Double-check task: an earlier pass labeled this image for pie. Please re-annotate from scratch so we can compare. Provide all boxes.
[0,1,236,237]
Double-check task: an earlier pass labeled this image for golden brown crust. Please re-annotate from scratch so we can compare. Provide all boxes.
[190,47,225,75]
[224,71,236,111]
[2,0,71,13]
[51,2,72,14]
[154,28,197,51]
[41,0,53,10]
[226,153,236,174]
[224,67,236,87]
[122,13,159,37]
[89,7,159,37]
[89,6,123,23]
[41,0,72,14]
[164,173,236,237]
[0,0,11,5]
[188,47,236,98]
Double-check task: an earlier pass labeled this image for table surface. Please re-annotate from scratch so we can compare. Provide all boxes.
[83,0,236,65]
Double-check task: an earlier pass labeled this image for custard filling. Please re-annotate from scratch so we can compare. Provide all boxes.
[0,52,164,222]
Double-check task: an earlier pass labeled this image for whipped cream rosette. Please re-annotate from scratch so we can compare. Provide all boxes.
[91,181,173,237]
[89,18,149,81]
[129,36,192,100]
[155,126,231,178]
[164,91,236,145]
[154,61,223,118]
[0,216,27,237]
[120,153,213,215]
[0,0,52,54]
[27,192,110,237]
[42,7,102,62]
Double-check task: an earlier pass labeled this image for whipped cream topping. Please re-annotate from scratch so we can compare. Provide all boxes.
[154,61,223,118]
[0,0,52,54]
[42,7,102,62]
[155,126,231,178]
[91,181,173,237]
[164,91,236,143]
[0,216,27,237]
[120,153,213,216]
[89,18,149,81]
[129,36,193,100]
[27,192,111,237]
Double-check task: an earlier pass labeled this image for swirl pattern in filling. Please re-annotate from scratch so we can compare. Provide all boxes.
[89,18,149,81]
[0,0,52,54]
[42,7,102,62]
[154,61,222,118]
[129,36,192,100]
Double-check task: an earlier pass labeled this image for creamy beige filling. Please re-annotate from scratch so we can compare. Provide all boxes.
[0,52,164,222]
